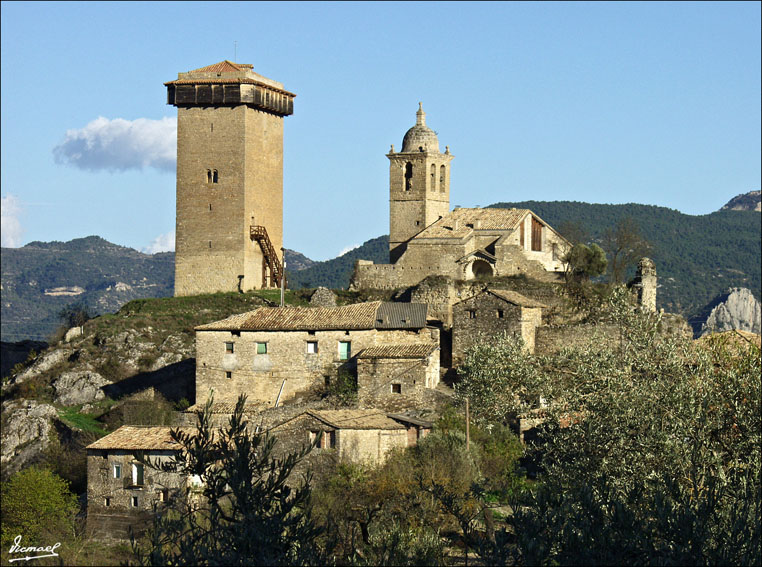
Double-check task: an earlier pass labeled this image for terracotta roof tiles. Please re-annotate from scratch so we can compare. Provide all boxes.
[358,343,438,359]
[86,426,194,451]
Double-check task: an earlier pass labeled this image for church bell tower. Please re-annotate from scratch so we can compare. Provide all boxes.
[166,61,295,296]
[387,104,453,263]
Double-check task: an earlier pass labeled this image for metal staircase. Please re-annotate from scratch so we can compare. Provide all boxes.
[250,225,284,288]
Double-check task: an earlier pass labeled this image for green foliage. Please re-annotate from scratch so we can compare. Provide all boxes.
[132,395,322,566]
[58,407,108,437]
[0,466,78,548]
[324,368,358,407]
[58,301,92,329]
[565,242,607,280]
[458,287,762,565]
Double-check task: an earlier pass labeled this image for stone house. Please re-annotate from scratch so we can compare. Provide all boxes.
[451,289,545,364]
[85,426,193,539]
[194,302,439,407]
[269,409,432,467]
[357,343,439,408]
[351,105,570,291]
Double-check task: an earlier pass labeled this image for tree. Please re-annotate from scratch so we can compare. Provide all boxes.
[458,288,761,565]
[132,395,322,566]
[58,301,91,330]
[564,243,607,282]
[601,217,651,283]
[1,466,79,548]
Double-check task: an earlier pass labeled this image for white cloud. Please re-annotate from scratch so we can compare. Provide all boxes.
[53,116,176,172]
[338,243,360,256]
[141,231,175,254]
[1,195,24,247]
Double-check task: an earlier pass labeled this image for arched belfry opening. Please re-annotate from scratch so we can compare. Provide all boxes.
[404,162,413,191]
[470,260,494,279]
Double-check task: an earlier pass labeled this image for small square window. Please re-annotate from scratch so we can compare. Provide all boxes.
[113,464,121,479]
[497,310,504,318]
[225,342,234,354]
[256,342,267,354]
[467,310,477,319]
[307,341,318,354]
[226,371,232,379]
[104,497,111,507]
[232,331,241,337]
[131,496,139,508]
[391,384,402,394]
[158,489,169,503]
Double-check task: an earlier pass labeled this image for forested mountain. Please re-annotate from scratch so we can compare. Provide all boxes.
[286,236,389,290]
[1,237,174,342]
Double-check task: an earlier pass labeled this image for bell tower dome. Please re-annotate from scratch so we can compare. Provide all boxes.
[387,103,453,263]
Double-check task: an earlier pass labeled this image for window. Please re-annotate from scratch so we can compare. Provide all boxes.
[391,384,402,394]
[232,331,241,337]
[226,371,232,379]
[256,342,267,355]
[131,496,139,508]
[212,170,219,183]
[404,162,413,191]
[430,164,436,189]
[440,165,446,191]
[158,489,169,503]
[113,464,121,479]
[311,430,336,449]
[467,310,477,319]
[207,169,212,183]
[338,341,351,360]
[104,498,111,507]
[497,310,504,319]
[307,341,318,354]
[531,217,543,252]
[225,342,234,354]
[132,463,144,487]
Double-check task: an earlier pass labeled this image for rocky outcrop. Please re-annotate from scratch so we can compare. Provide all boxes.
[1,399,58,478]
[695,288,762,337]
[720,190,761,212]
[52,370,110,405]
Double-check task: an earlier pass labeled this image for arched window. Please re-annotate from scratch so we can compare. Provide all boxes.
[430,164,436,190]
[404,163,413,191]
[212,170,219,183]
[206,169,212,184]
[440,165,446,191]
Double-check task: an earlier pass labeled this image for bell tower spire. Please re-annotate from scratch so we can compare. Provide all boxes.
[387,104,453,263]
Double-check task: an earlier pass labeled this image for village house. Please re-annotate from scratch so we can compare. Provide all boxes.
[351,105,571,291]
[194,302,439,408]
[85,426,193,539]
[269,409,432,468]
[451,288,546,364]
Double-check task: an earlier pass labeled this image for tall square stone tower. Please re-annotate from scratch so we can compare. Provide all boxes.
[165,61,295,296]
[387,104,453,263]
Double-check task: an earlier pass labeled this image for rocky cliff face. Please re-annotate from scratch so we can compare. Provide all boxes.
[695,287,762,337]
[720,190,761,212]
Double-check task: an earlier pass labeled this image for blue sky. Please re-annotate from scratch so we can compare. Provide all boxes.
[1,1,760,261]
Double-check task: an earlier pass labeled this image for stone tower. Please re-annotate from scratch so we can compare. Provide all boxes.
[630,257,657,312]
[165,61,295,296]
[387,104,453,263]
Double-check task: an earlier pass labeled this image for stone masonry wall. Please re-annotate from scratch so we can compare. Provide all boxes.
[357,354,439,410]
[195,327,438,406]
[175,105,284,296]
[452,295,524,365]
[534,323,620,356]
[87,449,183,539]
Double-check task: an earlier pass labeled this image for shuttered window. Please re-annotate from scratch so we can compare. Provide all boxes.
[338,341,351,360]
[531,217,543,251]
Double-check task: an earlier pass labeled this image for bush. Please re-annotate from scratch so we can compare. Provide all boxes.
[1,467,79,548]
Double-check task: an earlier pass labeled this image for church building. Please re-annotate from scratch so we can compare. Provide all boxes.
[351,105,570,290]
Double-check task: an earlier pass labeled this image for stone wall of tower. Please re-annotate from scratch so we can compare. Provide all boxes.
[174,105,284,296]
[388,152,452,262]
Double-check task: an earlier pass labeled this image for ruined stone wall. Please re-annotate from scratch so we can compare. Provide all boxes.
[357,353,439,409]
[86,449,183,539]
[175,105,284,296]
[410,277,485,327]
[452,295,524,365]
[195,327,436,406]
[534,323,620,356]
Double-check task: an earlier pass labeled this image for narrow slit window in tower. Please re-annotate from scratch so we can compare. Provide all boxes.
[404,163,413,191]
[440,165,446,191]
[212,170,219,183]
[207,169,212,184]
[430,164,436,189]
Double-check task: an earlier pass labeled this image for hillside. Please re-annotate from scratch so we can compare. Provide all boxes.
[286,235,389,289]
[489,201,761,317]
[1,236,174,342]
